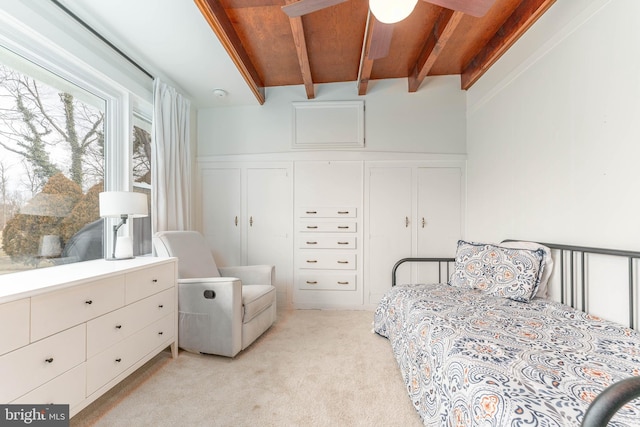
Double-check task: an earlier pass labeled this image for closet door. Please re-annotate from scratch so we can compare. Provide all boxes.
[201,168,242,267]
[416,167,463,283]
[367,167,412,305]
[246,167,293,305]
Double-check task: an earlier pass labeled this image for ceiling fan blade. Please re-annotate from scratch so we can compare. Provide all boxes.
[368,18,394,60]
[282,0,348,18]
[424,0,495,17]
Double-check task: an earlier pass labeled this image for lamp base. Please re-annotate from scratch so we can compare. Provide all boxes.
[106,256,136,261]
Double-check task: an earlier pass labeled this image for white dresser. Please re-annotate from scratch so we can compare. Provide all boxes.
[0,257,177,417]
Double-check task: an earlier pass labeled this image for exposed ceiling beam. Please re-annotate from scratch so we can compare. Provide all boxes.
[194,0,266,104]
[286,2,315,99]
[357,13,392,96]
[408,9,464,93]
[282,0,348,18]
[461,0,557,89]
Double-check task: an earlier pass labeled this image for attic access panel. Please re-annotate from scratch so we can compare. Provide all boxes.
[292,100,364,149]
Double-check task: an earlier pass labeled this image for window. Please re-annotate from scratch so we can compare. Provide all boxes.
[132,113,152,256]
[0,45,105,273]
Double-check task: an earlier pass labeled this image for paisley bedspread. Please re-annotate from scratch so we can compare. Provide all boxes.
[373,283,640,426]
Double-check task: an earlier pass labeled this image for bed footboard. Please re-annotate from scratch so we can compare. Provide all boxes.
[391,257,455,287]
[582,376,640,426]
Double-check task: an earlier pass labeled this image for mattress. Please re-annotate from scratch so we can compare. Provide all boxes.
[373,283,640,426]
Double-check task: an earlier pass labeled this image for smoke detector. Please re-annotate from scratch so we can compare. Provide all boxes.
[212,89,227,98]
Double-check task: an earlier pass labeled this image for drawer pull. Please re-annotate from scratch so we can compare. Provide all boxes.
[158,331,164,335]
[115,358,122,363]
[306,281,318,285]
[337,281,350,285]
[337,241,349,245]
[306,241,318,245]
[45,358,54,363]
[306,260,318,263]
[85,300,93,305]
[158,304,164,308]
[115,325,122,329]
[306,211,317,214]
[337,226,349,229]
[338,211,350,214]
[337,261,349,264]
[306,225,318,229]
[152,279,159,283]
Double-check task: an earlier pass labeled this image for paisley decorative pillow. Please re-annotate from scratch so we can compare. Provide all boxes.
[449,240,545,302]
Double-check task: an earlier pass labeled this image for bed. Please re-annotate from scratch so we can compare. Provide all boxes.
[373,240,640,426]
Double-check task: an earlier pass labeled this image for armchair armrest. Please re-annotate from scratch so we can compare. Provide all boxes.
[218,265,275,286]
[176,277,243,356]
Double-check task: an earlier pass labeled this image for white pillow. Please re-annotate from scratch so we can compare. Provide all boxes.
[500,241,553,298]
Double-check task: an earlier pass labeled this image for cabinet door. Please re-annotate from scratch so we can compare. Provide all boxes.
[416,167,462,282]
[201,168,242,266]
[367,167,412,305]
[246,167,292,303]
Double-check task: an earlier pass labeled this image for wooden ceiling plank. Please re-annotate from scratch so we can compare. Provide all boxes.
[408,9,464,92]
[287,13,315,99]
[357,13,376,96]
[461,0,556,89]
[194,0,266,104]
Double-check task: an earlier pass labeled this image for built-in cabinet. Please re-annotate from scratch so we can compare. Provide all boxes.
[366,164,463,305]
[0,257,177,417]
[198,156,464,309]
[200,162,293,306]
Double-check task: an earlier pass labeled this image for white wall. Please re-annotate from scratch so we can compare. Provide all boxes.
[466,0,640,251]
[197,76,466,156]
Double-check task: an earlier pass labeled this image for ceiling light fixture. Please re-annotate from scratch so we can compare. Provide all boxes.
[212,88,227,98]
[369,0,418,24]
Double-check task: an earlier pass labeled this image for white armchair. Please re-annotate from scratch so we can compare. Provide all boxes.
[153,231,276,357]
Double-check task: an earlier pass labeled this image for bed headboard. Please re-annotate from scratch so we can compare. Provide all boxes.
[392,241,640,330]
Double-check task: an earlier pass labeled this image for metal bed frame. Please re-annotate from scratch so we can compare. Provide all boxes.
[390,241,640,427]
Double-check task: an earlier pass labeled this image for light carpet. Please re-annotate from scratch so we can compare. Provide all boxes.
[70,309,423,426]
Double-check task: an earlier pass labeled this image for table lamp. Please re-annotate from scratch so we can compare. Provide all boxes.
[99,191,149,260]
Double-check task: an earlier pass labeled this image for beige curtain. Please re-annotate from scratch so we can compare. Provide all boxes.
[152,79,191,232]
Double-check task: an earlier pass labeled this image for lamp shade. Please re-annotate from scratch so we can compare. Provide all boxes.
[99,191,148,218]
[369,0,418,24]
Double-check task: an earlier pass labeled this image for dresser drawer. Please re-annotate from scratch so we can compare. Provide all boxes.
[299,273,357,291]
[0,324,85,402]
[12,363,85,408]
[86,313,174,396]
[300,222,356,233]
[299,236,356,249]
[0,298,30,356]
[298,207,356,218]
[125,262,175,304]
[299,253,356,270]
[87,288,175,358]
[31,278,125,341]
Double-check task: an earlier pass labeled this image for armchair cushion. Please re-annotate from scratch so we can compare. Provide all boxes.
[242,285,276,323]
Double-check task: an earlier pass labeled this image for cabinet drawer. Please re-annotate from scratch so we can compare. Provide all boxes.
[299,236,356,249]
[0,324,85,402]
[299,253,356,270]
[0,298,30,356]
[31,277,125,341]
[86,313,174,396]
[12,363,85,408]
[87,288,175,358]
[299,273,356,291]
[300,222,356,233]
[125,262,175,304]
[298,207,356,218]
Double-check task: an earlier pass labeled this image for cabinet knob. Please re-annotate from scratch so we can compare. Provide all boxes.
[158,304,164,308]
[250,216,253,227]
[85,300,93,305]
[115,358,122,363]
[45,358,54,363]
[152,279,158,283]
[405,216,409,228]
[115,325,122,329]
[158,331,164,335]
[234,216,238,227]
[422,217,426,228]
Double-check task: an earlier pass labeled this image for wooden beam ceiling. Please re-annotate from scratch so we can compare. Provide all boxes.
[286,0,315,99]
[461,0,557,89]
[194,0,266,105]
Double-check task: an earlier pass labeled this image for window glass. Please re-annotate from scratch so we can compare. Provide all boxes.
[0,46,105,274]
[132,114,152,256]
